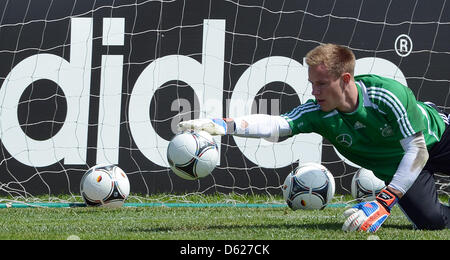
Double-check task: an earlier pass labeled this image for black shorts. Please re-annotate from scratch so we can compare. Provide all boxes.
[422,102,450,172]
[424,123,450,174]
[398,169,449,230]
[398,111,450,230]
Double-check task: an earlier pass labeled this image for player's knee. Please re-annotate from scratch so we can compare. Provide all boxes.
[413,210,447,230]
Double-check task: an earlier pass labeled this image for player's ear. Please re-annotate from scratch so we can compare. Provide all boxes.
[341,73,352,84]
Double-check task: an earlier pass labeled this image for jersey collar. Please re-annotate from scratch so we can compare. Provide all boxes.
[341,81,363,116]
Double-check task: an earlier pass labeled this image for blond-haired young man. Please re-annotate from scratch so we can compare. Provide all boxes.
[179,44,450,232]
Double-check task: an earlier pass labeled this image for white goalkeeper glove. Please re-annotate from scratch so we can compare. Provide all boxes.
[177,118,232,136]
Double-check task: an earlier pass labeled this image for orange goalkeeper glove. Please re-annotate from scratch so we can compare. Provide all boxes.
[342,189,399,233]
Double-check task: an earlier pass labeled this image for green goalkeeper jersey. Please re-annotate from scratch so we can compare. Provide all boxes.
[281,74,447,182]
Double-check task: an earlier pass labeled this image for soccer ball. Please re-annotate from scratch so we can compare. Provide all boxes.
[282,162,335,210]
[351,168,386,201]
[167,131,219,180]
[80,164,130,208]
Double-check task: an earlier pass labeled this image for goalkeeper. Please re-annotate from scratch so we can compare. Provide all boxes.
[178,43,450,232]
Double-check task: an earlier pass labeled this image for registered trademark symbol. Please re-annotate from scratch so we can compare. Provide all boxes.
[395,34,413,57]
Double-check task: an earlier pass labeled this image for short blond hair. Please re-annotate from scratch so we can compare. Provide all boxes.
[305,44,355,79]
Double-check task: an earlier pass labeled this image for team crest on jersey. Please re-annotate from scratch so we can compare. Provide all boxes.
[336,134,352,147]
[380,124,394,137]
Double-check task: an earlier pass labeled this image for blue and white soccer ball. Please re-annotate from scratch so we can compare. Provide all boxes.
[167,131,219,180]
[282,162,336,210]
[351,168,386,202]
[80,164,130,208]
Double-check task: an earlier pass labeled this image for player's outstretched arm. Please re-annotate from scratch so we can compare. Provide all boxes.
[177,115,292,140]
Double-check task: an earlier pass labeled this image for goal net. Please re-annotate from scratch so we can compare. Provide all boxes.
[0,0,448,204]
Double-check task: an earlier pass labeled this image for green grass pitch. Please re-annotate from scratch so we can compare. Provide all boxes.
[0,195,447,240]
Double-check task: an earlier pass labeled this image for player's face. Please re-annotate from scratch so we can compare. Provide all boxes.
[309,64,345,112]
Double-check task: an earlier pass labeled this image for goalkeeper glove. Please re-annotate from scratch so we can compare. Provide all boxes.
[342,189,399,233]
[177,118,233,136]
